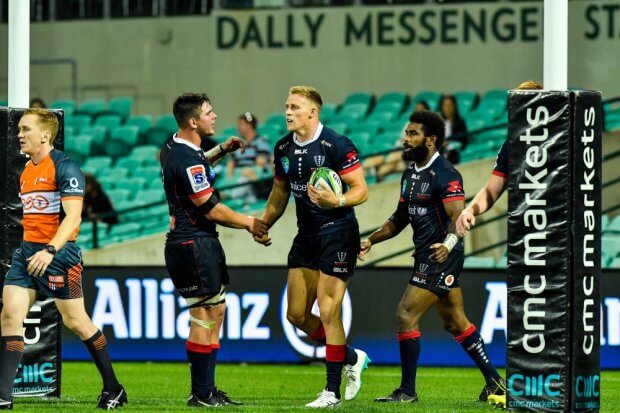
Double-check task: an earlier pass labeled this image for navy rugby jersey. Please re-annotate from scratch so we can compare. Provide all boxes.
[389,152,465,258]
[160,135,218,242]
[493,140,508,178]
[273,124,361,235]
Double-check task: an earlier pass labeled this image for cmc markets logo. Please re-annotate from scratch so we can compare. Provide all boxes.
[507,373,561,409]
[15,363,54,384]
[280,286,352,359]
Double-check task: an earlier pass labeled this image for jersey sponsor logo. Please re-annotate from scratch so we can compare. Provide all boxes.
[48,275,65,290]
[64,176,84,193]
[447,180,463,193]
[345,151,358,163]
[408,206,428,216]
[314,155,325,167]
[186,165,211,193]
[21,191,61,214]
[281,157,290,174]
[320,140,332,148]
[445,274,455,286]
[34,177,49,185]
[290,181,307,196]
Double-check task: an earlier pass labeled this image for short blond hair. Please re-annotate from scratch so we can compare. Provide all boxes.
[516,80,543,90]
[289,86,323,110]
[23,108,60,143]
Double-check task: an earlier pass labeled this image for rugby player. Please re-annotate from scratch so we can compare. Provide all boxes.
[160,93,268,407]
[0,109,126,410]
[254,86,370,408]
[359,110,504,403]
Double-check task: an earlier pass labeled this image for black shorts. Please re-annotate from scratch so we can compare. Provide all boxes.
[409,251,464,297]
[288,227,360,280]
[164,236,229,299]
[4,241,83,300]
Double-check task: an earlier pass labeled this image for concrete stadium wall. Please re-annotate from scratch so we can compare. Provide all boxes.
[82,130,620,266]
[0,1,619,125]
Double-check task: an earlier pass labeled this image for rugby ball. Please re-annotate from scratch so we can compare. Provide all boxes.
[309,167,343,196]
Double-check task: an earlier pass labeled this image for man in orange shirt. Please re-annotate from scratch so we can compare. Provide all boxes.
[0,109,126,410]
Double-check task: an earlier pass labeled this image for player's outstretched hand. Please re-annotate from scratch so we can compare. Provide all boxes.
[222,136,246,154]
[359,239,372,260]
[248,217,269,237]
[456,207,476,238]
[308,183,337,209]
[430,243,449,264]
[27,250,54,277]
[253,234,272,247]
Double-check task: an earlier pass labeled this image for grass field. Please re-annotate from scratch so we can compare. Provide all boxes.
[11,363,619,412]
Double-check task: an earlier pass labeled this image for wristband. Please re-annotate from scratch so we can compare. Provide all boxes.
[442,233,459,253]
[338,195,346,208]
[205,144,224,159]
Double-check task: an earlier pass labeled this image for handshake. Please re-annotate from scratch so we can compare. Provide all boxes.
[247,217,272,246]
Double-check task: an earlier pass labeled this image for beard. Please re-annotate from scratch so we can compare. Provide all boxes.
[403,141,429,163]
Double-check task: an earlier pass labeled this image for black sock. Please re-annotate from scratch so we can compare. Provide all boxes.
[325,345,344,399]
[397,330,421,397]
[0,336,24,400]
[207,344,219,392]
[345,346,358,366]
[455,325,501,386]
[186,341,213,398]
[83,331,120,392]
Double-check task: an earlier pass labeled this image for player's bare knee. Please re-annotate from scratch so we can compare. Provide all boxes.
[396,305,414,326]
[286,311,306,328]
[0,310,25,331]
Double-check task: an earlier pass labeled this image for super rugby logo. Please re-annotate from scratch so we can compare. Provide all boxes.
[281,157,290,174]
[186,165,211,193]
[421,183,430,194]
[314,155,325,167]
[419,263,429,273]
[337,252,347,262]
[280,286,352,359]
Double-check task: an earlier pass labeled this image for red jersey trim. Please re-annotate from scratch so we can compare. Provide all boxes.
[189,187,214,200]
[442,196,465,203]
[338,162,362,176]
[492,170,507,178]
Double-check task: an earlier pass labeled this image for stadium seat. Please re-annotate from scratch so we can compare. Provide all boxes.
[325,121,348,135]
[97,176,116,191]
[126,115,153,137]
[339,102,370,118]
[82,156,113,174]
[602,236,620,257]
[349,132,371,147]
[320,104,338,122]
[453,91,478,115]
[107,222,142,239]
[136,189,166,204]
[148,179,163,190]
[107,96,133,120]
[0,99,8,106]
[105,167,129,181]
[367,111,396,123]
[105,126,140,158]
[463,256,496,268]
[383,120,406,135]
[50,99,76,115]
[609,257,620,269]
[65,134,94,162]
[258,124,281,142]
[76,99,105,116]
[107,189,132,206]
[264,113,286,131]
[602,214,610,232]
[219,125,239,139]
[94,114,123,131]
[129,145,159,163]
[115,156,142,171]
[372,101,403,116]
[343,92,373,107]
[116,177,147,194]
[65,114,92,132]
[134,165,161,180]
[376,92,408,108]
[140,219,169,236]
[145,128,171,147]
[605,216,620,234]
[349,121,381,136]
[496,255,508,268]
[411,91,441,111]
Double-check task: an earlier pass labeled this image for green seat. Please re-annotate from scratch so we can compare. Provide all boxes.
[106,126,140,158]
[264,113,286,132]
[325,121,348,135]
[483,89,508,101]
[107,189,132,206]
[412,91,441,111]
[77,99,105,116]
[134,165,161,180]
[0,100,8,106]
[116,176,147,194]
[115,156,142,170]
[496,255,508,268]
[107,222,142,238]
[148,179,163,190]
[349,132,371,147]
[601,236,620,257]
[453,91,478,115]
[609,258,620,269]
[141,219,169,236]
[367,111,395,123]
[383,120,406,135]
[377,92,407,108]
[97,176,116,191]
[82,156,113,174]
[126,115,153,137]
[94,114,123,131]
[258,124,282,142]
[145,128,171,147]
[343,93,373,107]
[224,198,244,210]
[65,114,92,131]
[219,125,239,139]
[372,101,403,116]
[605,216,620,234]
[107,96,133,120]
[154,114,178,134]
[320,104,338,123]
[330,112,363,125]
[373,138,397,153]
[136,189,165,204]
[463,256,496,268]
[104,167,129,181]
[50,99,76,115]
[64,126,77,137]
[129,145,159,163]
[65,134,94,158]
[339,103,369,118]
[349,121,381,136]
[602,214,610,232]
[80,126,107,155]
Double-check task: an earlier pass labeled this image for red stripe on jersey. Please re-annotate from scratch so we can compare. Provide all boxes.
[338,162,361,176]
[188,187,214,199]
[275,174,288,181]
[492,170,507,178]
[442,196,465,203]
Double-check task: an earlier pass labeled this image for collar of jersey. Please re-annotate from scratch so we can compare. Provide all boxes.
[173,134,202,151]
[293,123,323,147]
[414,151,440,172]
